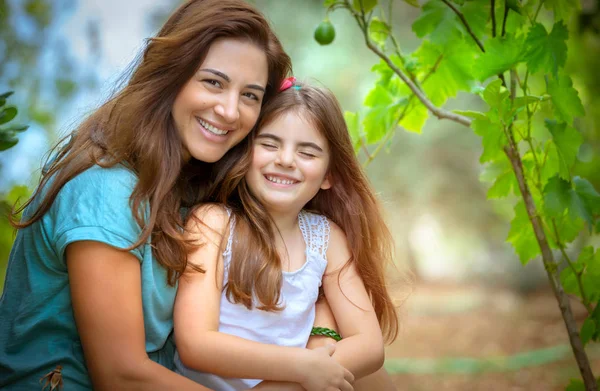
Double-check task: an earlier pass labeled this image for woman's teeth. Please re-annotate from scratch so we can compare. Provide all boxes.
[266,175,296,185]
[197,118,229,135]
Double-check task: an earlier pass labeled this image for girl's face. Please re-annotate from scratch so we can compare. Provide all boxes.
[246,110,331,214]
[172,38,269,163]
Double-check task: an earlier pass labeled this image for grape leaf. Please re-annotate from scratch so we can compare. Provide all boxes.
[399,100,428,133]
[472,117,507,163]
[545,120,583,175]
[363,84,407,142]
[544,0,581,21]
[475,34,525,81]
[353,0,377,13]
[547,74,585,125]
[412,1,462,46]
[416,41,476,106]
[507,201,541,264]
[543,175,571,218]
[344,111,362,152]
[487,168,518,199]
[524,22,568,76]
[369,17,390,47]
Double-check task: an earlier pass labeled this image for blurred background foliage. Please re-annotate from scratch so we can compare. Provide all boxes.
[1,0,599,389]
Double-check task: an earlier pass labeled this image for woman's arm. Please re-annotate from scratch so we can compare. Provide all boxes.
[174,205,353,391]
[321,222,386,380]
[67,241,210,391]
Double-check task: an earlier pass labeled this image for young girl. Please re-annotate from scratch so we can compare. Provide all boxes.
[174,79,399,390]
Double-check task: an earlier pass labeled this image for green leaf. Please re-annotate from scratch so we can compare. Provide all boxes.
[524,22,568,76]
[507,201,541,264]
[560,265,581,296]
[481,79,509,109]
[344,111,362,152]
[565,378,585,391]
[0,91,14,101]
[369,17,390,47]
[399,100,428,133]
[542,175,599,227]
[0,124,29,133]
[506,0,523,14]
[415,40,477,106]
[544,0,581,21]
[476,34,525,81]
[472,117,507,163]
[579,318,596,346]
[543,176,571,218]
[352,0,377,13]
[573,177,600,226]
[412,1,462,45]
[547,74,585,125]
[402,0,420,7]
[581,318,596,346]
[323,0,339,6]
[487,169,518,199]
[545,120,583,175]
[363,85,407,143]
[0,106,18,125]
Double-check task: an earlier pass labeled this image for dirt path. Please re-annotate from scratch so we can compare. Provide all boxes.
[385,284,600,390]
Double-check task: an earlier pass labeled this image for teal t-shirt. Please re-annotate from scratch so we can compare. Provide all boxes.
[0,165,177,390]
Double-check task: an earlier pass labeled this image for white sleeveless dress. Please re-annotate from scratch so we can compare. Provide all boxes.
[174,210,331,390]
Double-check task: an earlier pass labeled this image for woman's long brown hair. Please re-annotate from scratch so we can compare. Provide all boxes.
[12,0,291,285]
[212,82,399,344]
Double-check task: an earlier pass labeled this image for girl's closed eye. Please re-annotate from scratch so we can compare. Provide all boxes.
[299,151,316,158]
[261,142,277,150]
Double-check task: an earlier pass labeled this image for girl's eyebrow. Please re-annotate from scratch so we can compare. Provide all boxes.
[257,133,324,152]
[199,68,266,92]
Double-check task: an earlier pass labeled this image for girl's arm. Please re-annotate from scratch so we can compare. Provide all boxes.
[67,241,211,391]
[321,222,386,379]
[174,205,353,391]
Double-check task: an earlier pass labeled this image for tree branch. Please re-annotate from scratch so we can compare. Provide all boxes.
[501,3,509,36]
[441,0,486,52]
[345,1,472,127]
[503,144,598,390]
[551,220,593,314]
[491,0,497,37]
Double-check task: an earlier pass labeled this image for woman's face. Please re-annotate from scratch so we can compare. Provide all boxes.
[172,38,269,163]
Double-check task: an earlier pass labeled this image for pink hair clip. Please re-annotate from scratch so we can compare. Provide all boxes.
[279,76,296,92]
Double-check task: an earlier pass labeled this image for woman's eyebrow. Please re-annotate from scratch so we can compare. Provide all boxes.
[257,133,323,152]
[199,68,265,92]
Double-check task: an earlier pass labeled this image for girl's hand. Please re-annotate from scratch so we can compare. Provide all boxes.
[299,344,354,391]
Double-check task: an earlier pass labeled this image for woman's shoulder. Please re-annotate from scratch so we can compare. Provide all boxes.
[64,164,137,194]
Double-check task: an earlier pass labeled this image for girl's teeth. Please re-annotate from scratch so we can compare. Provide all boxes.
[267,176,295,185]
[198,118,228,135]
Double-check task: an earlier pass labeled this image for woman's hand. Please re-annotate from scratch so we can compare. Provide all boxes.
[298,344,354,391]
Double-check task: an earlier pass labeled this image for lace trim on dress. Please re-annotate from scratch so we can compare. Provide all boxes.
[298,211,330,260]
[223,209,235,257]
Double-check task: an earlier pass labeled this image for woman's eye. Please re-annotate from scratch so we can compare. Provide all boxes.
[243,92,260,101]
[204,79,222,88]
[300,151,316,158]
[261,143,277,149]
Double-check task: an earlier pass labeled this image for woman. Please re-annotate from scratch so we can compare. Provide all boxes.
[0,1,312,389]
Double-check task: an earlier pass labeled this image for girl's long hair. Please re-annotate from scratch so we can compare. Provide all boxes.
[212,82,399,343]
[12,0,291,285]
